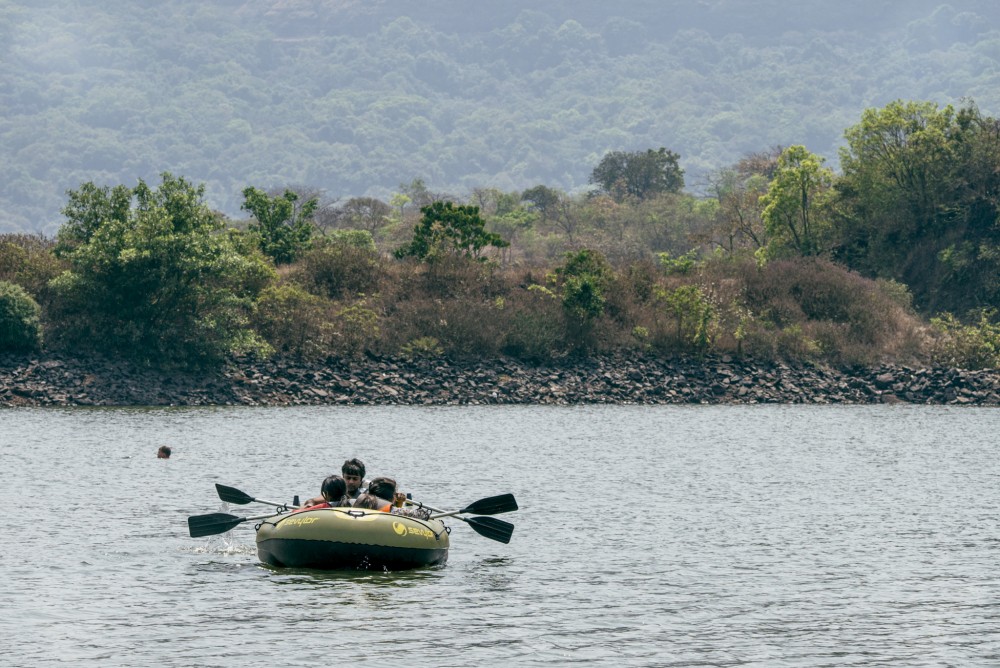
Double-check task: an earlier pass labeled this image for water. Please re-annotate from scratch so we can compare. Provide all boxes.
[3,405,999,667]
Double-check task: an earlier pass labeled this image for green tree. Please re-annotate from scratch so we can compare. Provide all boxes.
[241,187,317,264]
[0,280,43,351]
[50,174,275,366]
[554,249,614,344]
[656,284,716,350]
[394,201,509,261]
[521,185,562,223]
[836,100,1000,314]
[589,148,685,201]
[758,145,835,261]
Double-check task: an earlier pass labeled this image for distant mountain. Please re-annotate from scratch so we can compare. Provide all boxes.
[2,0,998,233]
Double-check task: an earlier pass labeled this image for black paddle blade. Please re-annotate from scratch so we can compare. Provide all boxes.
[215,483,255,505]
[459,493,518,516]
[188,512,247,538]
[464,516,515,544]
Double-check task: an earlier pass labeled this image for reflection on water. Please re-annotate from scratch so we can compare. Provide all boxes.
[3,405,1000,666]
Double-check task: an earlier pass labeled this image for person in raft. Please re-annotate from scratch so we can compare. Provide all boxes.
[354,477,431,520]
[157,445,171,459]
[303,458,368,507]
[318,475,350,507]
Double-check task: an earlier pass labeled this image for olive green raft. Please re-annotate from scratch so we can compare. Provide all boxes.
[187,485,518,571]
[256,507,451,570]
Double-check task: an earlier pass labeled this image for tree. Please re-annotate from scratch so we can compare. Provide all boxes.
[589,148,685,201]
[50,173,274,366]
[837,101,958,266]
[703,149,781,254]
[656,284,716,350]
[489,207,536,266]
[400,178,438,209]
[554,248,614,347]
[834,99,987,312]
[758,145,835,260]
[332,196,391,235]
[394,201,508,261]
[521,185,562,223]
[241,187,317,264]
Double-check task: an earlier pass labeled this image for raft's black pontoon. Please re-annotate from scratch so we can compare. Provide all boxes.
[255,507,450,570]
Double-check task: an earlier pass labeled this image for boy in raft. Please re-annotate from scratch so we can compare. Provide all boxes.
[354,477,431,520]
[340,458,367,501]
[303,458,368,507]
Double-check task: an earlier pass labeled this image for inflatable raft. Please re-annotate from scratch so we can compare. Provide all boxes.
[255,506,450,570]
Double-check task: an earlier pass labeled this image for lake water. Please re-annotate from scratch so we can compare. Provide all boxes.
[3,405,1000,667]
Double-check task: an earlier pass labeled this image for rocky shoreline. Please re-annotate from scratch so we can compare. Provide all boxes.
[1,351,999,407]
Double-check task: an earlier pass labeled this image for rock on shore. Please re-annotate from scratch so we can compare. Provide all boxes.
[2,352,999,407]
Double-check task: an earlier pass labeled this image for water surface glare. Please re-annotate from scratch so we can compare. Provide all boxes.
[3,405,999,666]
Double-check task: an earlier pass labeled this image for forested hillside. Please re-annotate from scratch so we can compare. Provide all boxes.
[2,0,999,233]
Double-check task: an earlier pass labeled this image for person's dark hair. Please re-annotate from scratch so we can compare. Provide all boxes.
[366,476,397,501]
[342,458,365,479]
[321,475,348,505]
[157,445,171,459]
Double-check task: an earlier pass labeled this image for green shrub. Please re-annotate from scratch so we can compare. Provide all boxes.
[654,284,717,350]
[554,249,614,348]
[0,280,43,351]
[562,274,606,321]
[400,336,444,359]
[929,311,1000,369]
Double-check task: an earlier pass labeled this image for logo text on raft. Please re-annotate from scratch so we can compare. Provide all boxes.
[280,517,318,528]
[392,522,435,539]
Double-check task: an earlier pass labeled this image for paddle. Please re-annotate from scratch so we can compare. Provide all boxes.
[408,493,518,519]
[215,483,295,510]
[188,511,280,538]
[408,495,518,544]
[454,515,515,544]
[447,493,518,517]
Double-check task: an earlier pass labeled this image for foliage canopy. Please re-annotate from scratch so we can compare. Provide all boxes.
[590,148,685,201]
[394,201,508,261]
[50,173,274,366]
